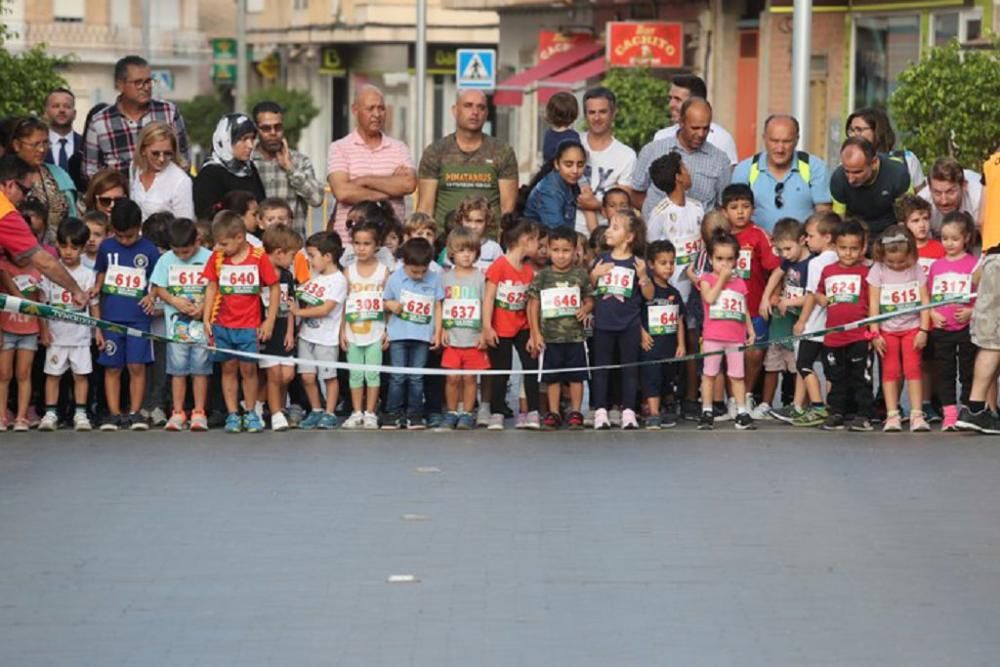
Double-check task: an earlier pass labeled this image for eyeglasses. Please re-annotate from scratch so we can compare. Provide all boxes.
[774,182,785,209]
[257,123,283,133]
[21,139,50,152]
[128,78,154,89]
[847,124,872,136]
[150,150,174,160]
[96,195,126,208]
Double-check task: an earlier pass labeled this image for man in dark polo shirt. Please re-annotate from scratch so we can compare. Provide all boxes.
[830,137,910,237]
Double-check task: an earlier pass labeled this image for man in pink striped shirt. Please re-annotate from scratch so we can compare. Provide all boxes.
[326,85,416,244]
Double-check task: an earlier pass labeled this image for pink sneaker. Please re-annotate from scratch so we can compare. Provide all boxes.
[941,405,959,432]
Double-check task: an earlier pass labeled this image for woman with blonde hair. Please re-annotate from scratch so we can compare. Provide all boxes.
[130,121,194,220]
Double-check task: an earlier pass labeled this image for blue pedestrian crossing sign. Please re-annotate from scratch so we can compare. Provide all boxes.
[456,49,496,89]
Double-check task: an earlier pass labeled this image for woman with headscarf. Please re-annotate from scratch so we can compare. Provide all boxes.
[192,113,265,220]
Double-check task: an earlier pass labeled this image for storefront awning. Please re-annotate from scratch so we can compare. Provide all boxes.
[537,56,607,104]
[493,42,603,107]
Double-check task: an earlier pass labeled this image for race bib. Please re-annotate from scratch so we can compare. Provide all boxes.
[540,286,580,319]
[13,273,39,295]
[345,290,384,322]
[918,257,936,277]
[708,289,745,322]
[442,298,480,329]
[735,249,752,279]
[879,281,920,313]
[496,281,527,311]
[674,235,702,266]
[399,289,433,324]
[648,303,679,335]
[167,264,207,298]
[596,265,635,298]
[49,285,80,311]
[931,272,972,303]
[261,283,290,312]
[219,265,259,295]
[825,274,861,304]
[783,285,805,300]
[295,280,327,306]
[103,264,146,298]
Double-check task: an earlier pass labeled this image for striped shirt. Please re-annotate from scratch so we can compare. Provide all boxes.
[83,98,190,181]
[254,148,326,236]
[627,135,731,220]
[326,130,414,243]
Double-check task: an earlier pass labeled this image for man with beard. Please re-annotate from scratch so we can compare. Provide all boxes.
[917,157,982,237]
[252,100,326,236]
[43,88,86,191]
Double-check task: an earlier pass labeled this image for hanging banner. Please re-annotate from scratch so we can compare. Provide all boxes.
[538,31,593,62]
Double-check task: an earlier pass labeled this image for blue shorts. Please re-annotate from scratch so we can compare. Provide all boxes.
[751,316,770,344]
[540,341,589,383]
[167,341,213,376]
[212,325,258,363]
[98,325,154,368]
[1,332,38,352]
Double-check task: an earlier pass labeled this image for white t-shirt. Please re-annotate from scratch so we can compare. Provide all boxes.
[344,262,389,346]
[41,263,96,348]
[804,249,839,341]
[297,270,348,345]
[575,133,637,234]
[646,196,705,303]
[130,162,195,221]
[653,122,738,165]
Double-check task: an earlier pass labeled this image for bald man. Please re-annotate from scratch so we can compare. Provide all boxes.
[417,89,518,236]
[829,137,910,237]
[327,85,417,243]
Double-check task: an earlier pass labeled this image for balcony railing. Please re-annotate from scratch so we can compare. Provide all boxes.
[23,22,209,58]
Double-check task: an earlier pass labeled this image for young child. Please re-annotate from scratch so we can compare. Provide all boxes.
[812,218,874,432]
[445,196,503,272]
[590,210,653,430]
[602,187,632,221]
[150,217,214,432]
[94,199,159,431]
[221,190,261,245]
[541,91,580,163]
[258,224,301,432]
[524,140,592,231]
[928,211,978,431]
[37,218,98,432]
[646,153,704,282]
[531,226,550,271]
[382,237,444,430]
[897,194,945,277]
[82,211,109,270]
[399,213,444,274]
[201,210,280,434]
[868,225,931,433]
[483,217,541,430]
[439,228,491,430]
[195,219,213,250]
[722,184,780,413]
[20,199,56,255]
[696,231,756,431]
[257,197,293,230]
[382,218,403,257]
[341,220,389,431]
[527,225,594,430]
[0,249,43,432]
[640,240,686,430]
[291,232,347,430]
[758,218,813,418]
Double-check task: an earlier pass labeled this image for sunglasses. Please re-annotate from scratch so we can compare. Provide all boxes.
[96,195,127,208]
[257,123,283,133]
[774,182,785,209]
[150,150,174,160]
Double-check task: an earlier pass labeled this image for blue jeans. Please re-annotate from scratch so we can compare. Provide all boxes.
[386,340,429,417]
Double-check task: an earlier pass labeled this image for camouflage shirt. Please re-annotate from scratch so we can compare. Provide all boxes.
[527,266,592,343]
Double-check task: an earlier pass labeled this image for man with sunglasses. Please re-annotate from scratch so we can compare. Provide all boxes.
[0,156,89,308]
[251,101,325,236]
[731,114,831,233]
[82,55,190,182]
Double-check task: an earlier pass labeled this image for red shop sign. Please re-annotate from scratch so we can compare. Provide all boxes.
[606,22,683,68]
[538,31,593,61]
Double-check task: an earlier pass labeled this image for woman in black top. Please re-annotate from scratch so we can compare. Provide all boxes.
[193,113,265,219]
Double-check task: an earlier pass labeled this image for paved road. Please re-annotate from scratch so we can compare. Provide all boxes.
[2,425,999,666]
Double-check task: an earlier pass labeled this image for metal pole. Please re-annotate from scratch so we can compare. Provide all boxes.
[142,0,152,61]
[791,0,812,151]
[236,0,248,114]
[415,0,427,161]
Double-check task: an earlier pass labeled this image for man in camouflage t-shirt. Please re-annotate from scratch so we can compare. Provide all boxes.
[417,90,519,237]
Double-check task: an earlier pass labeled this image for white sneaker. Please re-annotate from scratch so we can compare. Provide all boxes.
[363,412,380,429]
[594,408,611,430]
[608,408,622,427]
[38,412,58,431]
[73,412,93,432]
[727,397,738,421]
[271,411,290,432]
[476,403,491,428]
[621,408,639,430]
[750,401,771,420]
[150,407,168,427]
[487,413,505,431]
[524,410,541,430]
[342,411,365,429]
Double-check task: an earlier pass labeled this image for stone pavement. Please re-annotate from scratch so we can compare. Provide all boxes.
[2,424,999,666]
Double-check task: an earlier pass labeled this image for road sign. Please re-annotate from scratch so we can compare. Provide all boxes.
[456,48,495,89]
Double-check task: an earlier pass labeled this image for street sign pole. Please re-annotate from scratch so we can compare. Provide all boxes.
[415,0,427,162]
[791,0,812,151]
[236,0,248,114]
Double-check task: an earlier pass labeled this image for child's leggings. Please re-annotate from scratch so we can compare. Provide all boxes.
[488,330,538,413]
[592,327,640,410]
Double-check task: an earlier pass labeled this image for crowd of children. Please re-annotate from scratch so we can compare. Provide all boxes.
[3,149,998,436]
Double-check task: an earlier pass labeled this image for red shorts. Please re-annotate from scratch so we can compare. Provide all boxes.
[441,346,491,370]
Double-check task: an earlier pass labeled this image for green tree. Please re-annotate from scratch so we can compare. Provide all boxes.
[178,92,233,151]
[889,38,1000,171]
[0,1,70,118]
[245,86,320,149]
[598,67,669,152]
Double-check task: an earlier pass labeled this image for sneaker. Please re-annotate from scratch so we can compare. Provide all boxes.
[956,407,1000,434]
[645,415,662,431]
[822,414,846,431]
[734,412,756,430]
[541,412,561,431]
[770,404,805,425]
[622,408,639,430]
[190,411,209,432]
[922,402,942,424]
[300,410,325,430]
[593,408,610,430]
[342,411,365,430]
[583,409,594,427]
[682,399,701,422]
[317,412,339,430]
[750,401,771,421]
[164,411,187,431]
[457,413,476,430]
[713,402,732,423]
[792,408,827,428]
[67,411,89,431]
[883,412,902,433]
[13,418,30,432]
[287,404,305,428]
[849,416,874,432]
[381,412,403,430]
[243,411,265,433]
[26,407,40,428]
[910,411,931,433]
[487,413,505,431]
[426,413,444,429]
[941,405,959,432]
[608,408,622,427]
[363,412,380,430]
[524,410,541,430]
[128,412,149,431]
[100,414,121,432]
[514,413,529,429]
[406,415,426,430]
[660,411,678,429]
[38,412,58,432]
[727,397,739,421]
[224,412,242,433]
[566,411,584,430]
[271,411,290,432]
[150,407,168,428]
[697,411,714,430]
[476,404,491,429]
